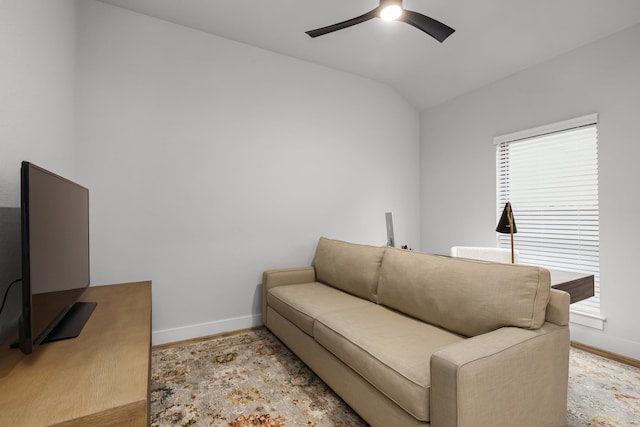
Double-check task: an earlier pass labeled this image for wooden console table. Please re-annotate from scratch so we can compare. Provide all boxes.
[0,281,152,426]
[549,269,594,304]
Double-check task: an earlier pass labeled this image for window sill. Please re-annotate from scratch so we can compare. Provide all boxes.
[570,308,605,330]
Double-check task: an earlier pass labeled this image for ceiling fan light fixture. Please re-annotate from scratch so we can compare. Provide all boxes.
[379,0,403,21]
[380,4,402,21]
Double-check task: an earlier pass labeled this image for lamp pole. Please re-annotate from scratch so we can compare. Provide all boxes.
[507,203,515,264]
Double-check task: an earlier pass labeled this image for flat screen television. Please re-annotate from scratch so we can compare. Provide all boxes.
[18,161,95,355]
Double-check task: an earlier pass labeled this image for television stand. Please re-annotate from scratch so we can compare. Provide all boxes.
[0,281,151,426]
[43,301,97,343]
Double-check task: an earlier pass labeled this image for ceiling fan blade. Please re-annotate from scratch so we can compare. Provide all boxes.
[399,10,455,42]
[306,9,379,38]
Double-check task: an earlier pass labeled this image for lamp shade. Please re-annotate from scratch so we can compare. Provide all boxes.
[496,202,517,234]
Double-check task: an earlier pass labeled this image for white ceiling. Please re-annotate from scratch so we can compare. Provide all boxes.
[96,0,640,111]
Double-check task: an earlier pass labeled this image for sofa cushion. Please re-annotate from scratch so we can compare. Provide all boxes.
[313,237,385,302]
[314,304,464,422]
[267,282,371,336]
[377,249,551,337]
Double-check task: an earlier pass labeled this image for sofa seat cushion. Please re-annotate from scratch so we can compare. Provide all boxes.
[267,282,371,336]
[314,305,464,422]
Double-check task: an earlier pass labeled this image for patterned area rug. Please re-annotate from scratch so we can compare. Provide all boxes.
[568,347,640,426]
[151,328,640,426]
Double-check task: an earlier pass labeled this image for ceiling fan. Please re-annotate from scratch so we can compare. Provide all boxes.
[305,0,455,42]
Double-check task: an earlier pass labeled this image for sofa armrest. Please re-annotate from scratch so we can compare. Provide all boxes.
[263,266,316,289]
[546,288,570,326]
[430,323,569,427]
[262,267,316,325]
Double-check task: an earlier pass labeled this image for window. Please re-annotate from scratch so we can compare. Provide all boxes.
[495,114,600,314]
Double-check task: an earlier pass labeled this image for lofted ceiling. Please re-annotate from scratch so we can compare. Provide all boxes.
[96,0,640,111]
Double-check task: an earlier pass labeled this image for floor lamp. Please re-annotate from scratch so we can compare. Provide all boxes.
[496,202,517,264]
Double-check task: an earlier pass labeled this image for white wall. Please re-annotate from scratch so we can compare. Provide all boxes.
[0,0,78,202]
[76,1,420,344]
[420,24,640,359]
[0,0,78,343]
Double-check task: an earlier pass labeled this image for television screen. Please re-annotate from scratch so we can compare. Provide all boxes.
[19,161,94,354]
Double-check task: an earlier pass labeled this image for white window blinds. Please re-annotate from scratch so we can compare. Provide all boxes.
[495,114,600,313]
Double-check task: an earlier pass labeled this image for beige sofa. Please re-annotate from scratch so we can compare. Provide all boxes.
[262,237,570,427]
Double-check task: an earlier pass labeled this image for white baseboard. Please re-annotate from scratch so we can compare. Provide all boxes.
[570,323,640,361]
[152,314,263,346]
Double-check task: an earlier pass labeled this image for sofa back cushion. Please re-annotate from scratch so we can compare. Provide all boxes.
[313,238,385,302]
[377,249,551,337]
